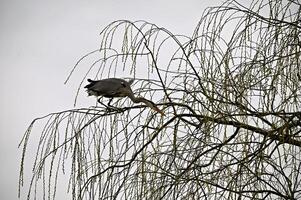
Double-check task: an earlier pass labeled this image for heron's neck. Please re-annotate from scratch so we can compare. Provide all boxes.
[127,93,147,104]
[127,93,164,115]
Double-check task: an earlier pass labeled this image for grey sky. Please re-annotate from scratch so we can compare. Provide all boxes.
[0,0,218,199]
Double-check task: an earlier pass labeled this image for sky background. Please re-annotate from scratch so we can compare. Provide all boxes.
[0,0,221,199]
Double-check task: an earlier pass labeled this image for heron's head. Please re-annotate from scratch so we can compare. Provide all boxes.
[142,99,165,116]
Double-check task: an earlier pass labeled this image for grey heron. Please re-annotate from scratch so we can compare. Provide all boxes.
[84,78,164,115]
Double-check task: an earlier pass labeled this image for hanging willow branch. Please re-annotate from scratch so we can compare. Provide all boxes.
[19,0,301,199]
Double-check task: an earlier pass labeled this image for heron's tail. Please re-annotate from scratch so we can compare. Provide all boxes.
[87,78,97,83]
[84,79,97,88]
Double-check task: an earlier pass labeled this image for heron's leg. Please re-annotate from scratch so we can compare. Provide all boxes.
[97,98,114,108]
[106,98,124,112]
[107,98,122,110]
[97,98,108,108]
[104,98,115,109]
[97,98,123,113]
[107,98,113,107]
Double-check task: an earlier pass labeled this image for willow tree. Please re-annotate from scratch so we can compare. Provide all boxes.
[19,0,301,199]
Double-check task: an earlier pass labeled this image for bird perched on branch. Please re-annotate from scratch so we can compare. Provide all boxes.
[84,78,164,116]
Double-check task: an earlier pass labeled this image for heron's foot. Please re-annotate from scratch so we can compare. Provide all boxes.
[106,106,124,113]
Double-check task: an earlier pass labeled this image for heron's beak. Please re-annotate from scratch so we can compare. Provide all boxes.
[152,106,165,116]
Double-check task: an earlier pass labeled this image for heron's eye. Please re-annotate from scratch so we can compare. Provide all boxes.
[121,82,126,87]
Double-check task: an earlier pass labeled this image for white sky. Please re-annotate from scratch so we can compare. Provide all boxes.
[0,0,221,199]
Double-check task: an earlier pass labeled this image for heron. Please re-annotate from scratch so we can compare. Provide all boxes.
[84,78,164,115]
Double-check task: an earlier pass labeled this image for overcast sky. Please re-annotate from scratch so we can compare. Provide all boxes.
[0,0,220,199]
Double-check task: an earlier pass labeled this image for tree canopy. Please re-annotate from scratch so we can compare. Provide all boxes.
[19,0,301,199]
